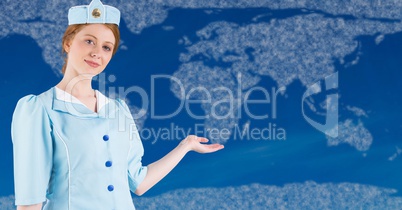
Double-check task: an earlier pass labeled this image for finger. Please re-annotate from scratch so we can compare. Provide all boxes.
[198,137,209,143]
[204,144,224,151]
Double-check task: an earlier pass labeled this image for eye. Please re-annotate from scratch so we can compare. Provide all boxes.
[103,45,112,52]
[85,40,95,45]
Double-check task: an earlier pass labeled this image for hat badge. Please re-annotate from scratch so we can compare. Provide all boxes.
[92,8,101,18]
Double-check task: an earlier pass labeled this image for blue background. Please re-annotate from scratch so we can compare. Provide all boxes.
[1,1,402,209]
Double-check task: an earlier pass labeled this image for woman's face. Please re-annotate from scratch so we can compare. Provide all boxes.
[64,24,116,76]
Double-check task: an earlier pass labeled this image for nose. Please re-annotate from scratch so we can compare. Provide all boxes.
[91,46,101,58]
[91,52,99,58]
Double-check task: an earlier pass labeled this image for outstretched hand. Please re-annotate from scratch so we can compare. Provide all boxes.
[181,135,224,153]
[135,135,224,195]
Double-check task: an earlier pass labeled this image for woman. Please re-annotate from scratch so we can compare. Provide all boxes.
[11,1,224,209]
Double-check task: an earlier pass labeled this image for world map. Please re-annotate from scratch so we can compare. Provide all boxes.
[1,0,402,209]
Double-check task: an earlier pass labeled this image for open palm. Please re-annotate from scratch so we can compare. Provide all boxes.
[182,135,224,153]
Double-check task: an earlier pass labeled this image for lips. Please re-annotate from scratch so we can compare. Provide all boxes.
[85,60,100,68]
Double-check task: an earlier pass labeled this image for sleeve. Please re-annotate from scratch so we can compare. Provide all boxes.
[11,95,53,205]
[117,99,148,192]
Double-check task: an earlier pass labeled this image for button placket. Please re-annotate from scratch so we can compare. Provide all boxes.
[103,133,114,192]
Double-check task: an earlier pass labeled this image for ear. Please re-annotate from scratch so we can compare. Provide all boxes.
[64,40,72,53]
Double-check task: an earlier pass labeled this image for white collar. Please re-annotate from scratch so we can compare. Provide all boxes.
[54,86,110,111]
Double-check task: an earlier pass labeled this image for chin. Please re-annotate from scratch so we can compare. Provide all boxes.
[84,68,103,75]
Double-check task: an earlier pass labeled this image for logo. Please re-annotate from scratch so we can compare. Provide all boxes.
[302,72,339,137]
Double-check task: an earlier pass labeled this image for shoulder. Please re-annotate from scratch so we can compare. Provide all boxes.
[114,97,128,108]
[15,94,43,110]
[14,88,53,114]
[113,98,134,119]
[114,98,131,112]
[11,91,53,143]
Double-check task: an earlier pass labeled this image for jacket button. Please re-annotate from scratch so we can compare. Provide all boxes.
[105,161,112,167]
[108,185,114,192]
[103,135,109,141]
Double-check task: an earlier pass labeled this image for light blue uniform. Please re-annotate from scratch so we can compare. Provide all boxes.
[11,87,147,209]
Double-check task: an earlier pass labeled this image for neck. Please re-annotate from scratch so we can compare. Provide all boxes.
[56,70,96,98]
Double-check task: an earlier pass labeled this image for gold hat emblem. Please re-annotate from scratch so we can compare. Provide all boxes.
[92,8,101,18]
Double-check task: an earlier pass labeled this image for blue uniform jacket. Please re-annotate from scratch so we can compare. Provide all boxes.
[11,87,148,209]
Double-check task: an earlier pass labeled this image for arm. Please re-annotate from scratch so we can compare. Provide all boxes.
[17,204,42,210]
[12,95,52,207]
[134,135,224,196]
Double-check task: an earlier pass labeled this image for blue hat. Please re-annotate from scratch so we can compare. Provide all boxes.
[68,0,120,26]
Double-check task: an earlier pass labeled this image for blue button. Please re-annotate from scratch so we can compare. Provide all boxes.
[105,161,112,167]
[103,135,109,141]
[108,185,114,192]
